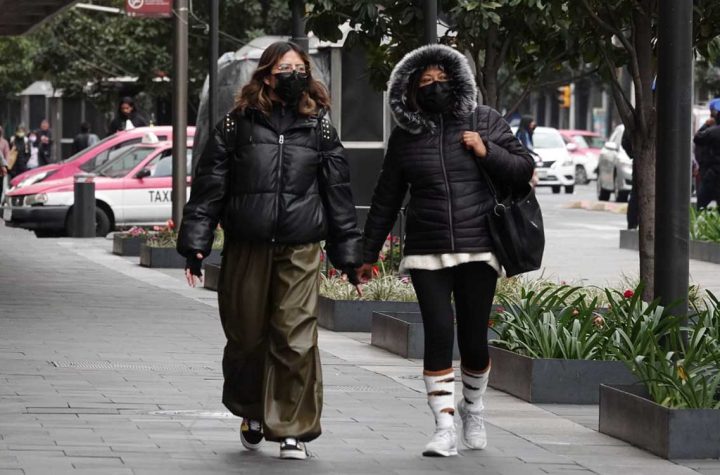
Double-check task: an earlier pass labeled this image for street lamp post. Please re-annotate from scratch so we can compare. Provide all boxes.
[208,0,219,126]
[423,0,437,44]
[172,0,189,228]
[654,0,693,321]
[291,0,308,52]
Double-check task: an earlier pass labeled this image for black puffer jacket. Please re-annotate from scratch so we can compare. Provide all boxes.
[363,44,534,263]
[177,106,362,269]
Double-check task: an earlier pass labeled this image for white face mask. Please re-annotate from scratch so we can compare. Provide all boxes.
[29,135,37,143]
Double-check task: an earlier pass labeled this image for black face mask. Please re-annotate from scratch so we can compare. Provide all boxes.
[272,71,309,104]
[417,81,453,114]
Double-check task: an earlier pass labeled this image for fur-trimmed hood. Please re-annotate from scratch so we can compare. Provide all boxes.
[388,44,478,134]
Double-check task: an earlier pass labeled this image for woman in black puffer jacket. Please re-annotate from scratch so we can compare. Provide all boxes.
[177,41,361,460]
[359,45,534,457]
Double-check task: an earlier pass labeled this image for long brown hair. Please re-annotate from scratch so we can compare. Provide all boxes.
[235,41,330,117]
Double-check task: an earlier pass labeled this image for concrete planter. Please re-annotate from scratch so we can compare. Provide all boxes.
[487,346,637,404]
[370,312,460,359]
[599,384,720,459]
[316,296,419,332]
[139,244,221,268]
[620,229,720,264]
[203,262,221,291]
[112,234,147,256]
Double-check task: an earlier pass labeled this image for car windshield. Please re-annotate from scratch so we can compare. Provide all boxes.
[587,136,606,148]
[534,131,565,149]
[94,147,156,178]
[61,135,116,163]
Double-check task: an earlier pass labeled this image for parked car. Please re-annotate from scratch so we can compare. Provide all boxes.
[9,126,195,190]
[596,124,632,202]
[3,141,192,237]
[512,126,575,194]
[559,129,605,184]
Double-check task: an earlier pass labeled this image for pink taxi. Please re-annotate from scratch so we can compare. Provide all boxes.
[10,126,195,189]
[3,141,193,237]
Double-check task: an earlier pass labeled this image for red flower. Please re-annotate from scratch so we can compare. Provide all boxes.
[378,253,386,261]
[372,265,380,276]
[328,268,337,278]
[488,319,495,328]
[623,289,634,299]
[319,252,325,262]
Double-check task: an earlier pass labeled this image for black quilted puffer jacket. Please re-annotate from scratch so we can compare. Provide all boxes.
[177,106,362,270]
[362,44,535,263]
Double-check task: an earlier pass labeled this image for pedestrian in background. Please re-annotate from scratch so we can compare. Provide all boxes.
[108,97,148,135]
[177,41,361,460]
[693,99,720,209]
[73,122,100,153]
[8,125,31,178]
[515,115,536,153]
[26,131,39,169]
[36,119,52,141]
[0,127,9,202]
[359,44,534,457]
[38,134,53,166]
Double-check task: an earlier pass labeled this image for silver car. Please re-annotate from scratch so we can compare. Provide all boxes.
[596,124,632,202]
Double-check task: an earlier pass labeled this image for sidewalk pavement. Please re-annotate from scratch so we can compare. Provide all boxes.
[1,224,719,475]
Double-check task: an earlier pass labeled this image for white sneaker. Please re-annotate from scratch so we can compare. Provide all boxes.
[422,426,458,457]
[279,438,308,460]
[458,400,487,449]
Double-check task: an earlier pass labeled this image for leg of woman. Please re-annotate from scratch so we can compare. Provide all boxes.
[262,243,323,458]
[217,241,274,449]
[409,267,458,457]
[453,261,498,450]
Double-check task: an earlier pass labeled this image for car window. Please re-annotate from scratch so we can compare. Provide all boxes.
[61,135,116,163]
[142,149,193,177]
[572,135,590,148]
[533,131,565,149]
[95,147,156,178]
[587,137,605,148]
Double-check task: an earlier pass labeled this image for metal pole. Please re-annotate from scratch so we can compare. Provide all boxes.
[291,0,309,52]
[208,0,219,126]
[73,174,95,237]
[654,0,692,320]
[172,0,188,228]
[423,0,437,44]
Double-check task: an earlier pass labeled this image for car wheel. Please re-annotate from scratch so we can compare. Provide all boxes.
[597,178,611,201]
[64,206,112,237]
[575,166,588,185]
[551,186,561,194]
[565,185,575,194]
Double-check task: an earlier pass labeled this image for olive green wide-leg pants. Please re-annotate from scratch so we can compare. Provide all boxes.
[218,241,323,443]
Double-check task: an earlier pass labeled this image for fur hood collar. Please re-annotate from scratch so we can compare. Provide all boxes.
[388,44,478,134]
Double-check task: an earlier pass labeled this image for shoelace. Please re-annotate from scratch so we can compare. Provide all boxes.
[433,427,455,442]
[463,412,485,434]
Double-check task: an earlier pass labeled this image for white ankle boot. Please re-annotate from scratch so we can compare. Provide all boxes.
[457,366,489,449]
[423,371,458,457]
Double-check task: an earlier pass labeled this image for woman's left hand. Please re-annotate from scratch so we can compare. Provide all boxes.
[462,131,487,158]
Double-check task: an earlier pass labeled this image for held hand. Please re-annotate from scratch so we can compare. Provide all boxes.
[0,166,6,177]
[341,267,364,298]
[706,117,716,127]
[356,263,375,284]
[185,252,204,287]
[462,131,487,158]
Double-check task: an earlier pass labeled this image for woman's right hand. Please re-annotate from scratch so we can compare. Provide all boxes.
[356,263,375,284]
[185,252,204,287]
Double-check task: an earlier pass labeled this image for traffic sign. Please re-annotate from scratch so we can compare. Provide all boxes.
[125,0,173,18]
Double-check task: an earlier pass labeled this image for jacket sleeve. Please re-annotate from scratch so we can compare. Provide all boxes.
[177,118,231,258]
[479,108,535,189]
[362,132,408,264]
[694,125,720,147]
[318,121,363,270]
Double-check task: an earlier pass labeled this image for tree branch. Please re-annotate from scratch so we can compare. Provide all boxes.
[580,0,636,58]
[504,84,532,118]
[601,49,636,128]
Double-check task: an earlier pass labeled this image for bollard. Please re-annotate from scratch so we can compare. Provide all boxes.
[73,173,96,237]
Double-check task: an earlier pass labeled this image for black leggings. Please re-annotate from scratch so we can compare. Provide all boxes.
[409,262,497,372]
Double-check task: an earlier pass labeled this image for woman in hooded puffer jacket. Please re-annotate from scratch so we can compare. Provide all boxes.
[359,44,534,457]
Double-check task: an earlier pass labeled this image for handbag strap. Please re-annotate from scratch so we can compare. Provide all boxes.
[471,106,500,207]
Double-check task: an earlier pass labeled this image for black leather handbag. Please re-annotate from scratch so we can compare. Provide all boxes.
[472,109,545,277]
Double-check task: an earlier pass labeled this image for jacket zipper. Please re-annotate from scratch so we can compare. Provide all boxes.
[438,115,455,251]
[272,134,284,243]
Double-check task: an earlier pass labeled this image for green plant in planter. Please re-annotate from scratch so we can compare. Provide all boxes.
[319,270,417,302]
[145,219,224,250]
[690,207,720,243]
[610,290,720,409]
[491,285,613,359]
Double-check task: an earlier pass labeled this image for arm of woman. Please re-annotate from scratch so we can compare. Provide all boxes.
[318,122,363,271]
[176,117,232,259]
[479,108,535,188]
[362,133,408,264]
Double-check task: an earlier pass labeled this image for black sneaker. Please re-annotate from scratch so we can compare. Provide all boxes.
[240,418,263,450]
[279,437,308,460]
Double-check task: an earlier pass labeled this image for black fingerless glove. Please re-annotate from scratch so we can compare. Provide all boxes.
[186,253,204,277]
[342,267,360,286]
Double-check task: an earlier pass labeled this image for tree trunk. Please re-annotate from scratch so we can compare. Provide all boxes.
[635,136,656,301]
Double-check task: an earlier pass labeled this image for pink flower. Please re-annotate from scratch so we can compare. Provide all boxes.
[166,219,175,230]
[623,289,634,299]
[372,265,380,276]
[400,276,410,284]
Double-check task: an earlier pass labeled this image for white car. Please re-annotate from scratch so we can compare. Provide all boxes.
[513,126,576,194]
[596,125,633,202]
